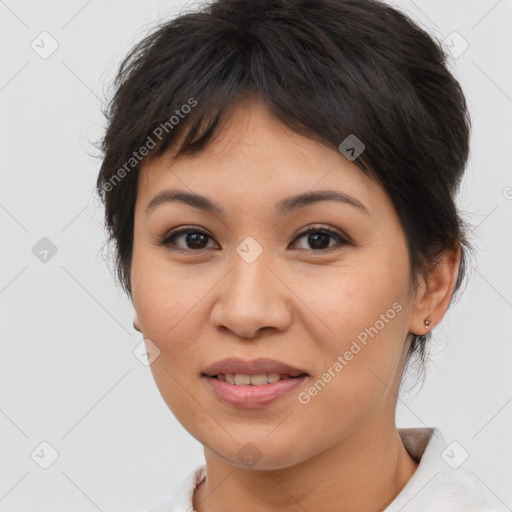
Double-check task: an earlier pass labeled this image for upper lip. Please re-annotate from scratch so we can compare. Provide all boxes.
[202,358,308,377]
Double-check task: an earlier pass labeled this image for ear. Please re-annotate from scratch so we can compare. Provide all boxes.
[409,243,461,335]
[133,312,142,333]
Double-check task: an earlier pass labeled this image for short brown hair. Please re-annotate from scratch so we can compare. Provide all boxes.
[96,0,474,384]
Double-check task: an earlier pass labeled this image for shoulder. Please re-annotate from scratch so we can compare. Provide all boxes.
[385,427,501,511]
[142,464,206,512]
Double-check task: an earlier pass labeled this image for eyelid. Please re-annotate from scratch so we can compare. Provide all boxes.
[295,224,349,242]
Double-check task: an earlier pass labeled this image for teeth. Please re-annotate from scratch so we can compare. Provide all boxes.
[250,374,270,385]
[216,372,291,385]
[234,374,251,385]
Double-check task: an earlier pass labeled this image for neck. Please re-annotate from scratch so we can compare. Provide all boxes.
[193,420,419,512]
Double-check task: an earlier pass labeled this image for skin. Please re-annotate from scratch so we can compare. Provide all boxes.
[130,96,461,512]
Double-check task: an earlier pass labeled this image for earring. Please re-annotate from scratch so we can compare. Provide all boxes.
[424,316,432,330]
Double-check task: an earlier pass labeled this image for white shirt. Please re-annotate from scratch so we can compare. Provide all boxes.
[143,427,498,511]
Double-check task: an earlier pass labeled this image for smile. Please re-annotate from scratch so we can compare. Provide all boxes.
[203,374,308,408]
[213,373,298,385]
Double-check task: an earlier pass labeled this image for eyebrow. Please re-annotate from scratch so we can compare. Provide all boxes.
[145,189,370,216]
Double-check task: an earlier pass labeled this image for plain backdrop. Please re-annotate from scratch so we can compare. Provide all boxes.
[1,0,511,511]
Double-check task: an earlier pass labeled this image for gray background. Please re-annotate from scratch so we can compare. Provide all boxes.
[1,0,511,510]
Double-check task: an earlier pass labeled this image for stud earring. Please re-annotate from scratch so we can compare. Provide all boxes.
[424,316,432,330]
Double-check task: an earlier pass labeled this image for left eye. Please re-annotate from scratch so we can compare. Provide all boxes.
[159,226,348,252]
[292,227,348,251]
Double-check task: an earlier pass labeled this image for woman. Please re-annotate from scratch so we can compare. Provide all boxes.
[96,0,495,510]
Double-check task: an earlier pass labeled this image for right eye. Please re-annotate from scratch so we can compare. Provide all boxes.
[159,228,219,252]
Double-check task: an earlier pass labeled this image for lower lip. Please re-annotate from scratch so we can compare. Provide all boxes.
[203,375,308,408]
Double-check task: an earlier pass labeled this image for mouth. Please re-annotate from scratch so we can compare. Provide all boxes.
[201,357,308,379]
[201,358,309,408]
[202,373,308,408]
[207,373,307,385]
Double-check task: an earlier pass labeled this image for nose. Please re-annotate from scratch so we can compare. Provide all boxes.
[210,252,292,339]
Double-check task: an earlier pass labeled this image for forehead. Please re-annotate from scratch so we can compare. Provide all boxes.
[135,99,387,219]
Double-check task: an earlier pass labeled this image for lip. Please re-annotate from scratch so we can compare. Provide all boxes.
[201,357,308,377]
[203,374,308,408]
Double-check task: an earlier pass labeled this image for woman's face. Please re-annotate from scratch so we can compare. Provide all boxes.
[131,98,422,470]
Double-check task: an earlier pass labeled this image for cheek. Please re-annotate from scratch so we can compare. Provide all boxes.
[131,258,211,424]
[293,292,408,447]
[299,255,407,349]
[131,244,211,344]
[295,256,410,407]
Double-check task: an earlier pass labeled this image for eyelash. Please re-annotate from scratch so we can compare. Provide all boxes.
[159,225,350,253]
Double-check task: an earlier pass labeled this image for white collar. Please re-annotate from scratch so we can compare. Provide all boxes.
[145,427,496,511]
[384,427,495,511]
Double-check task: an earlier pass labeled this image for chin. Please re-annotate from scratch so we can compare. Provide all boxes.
[204,435,311,472]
